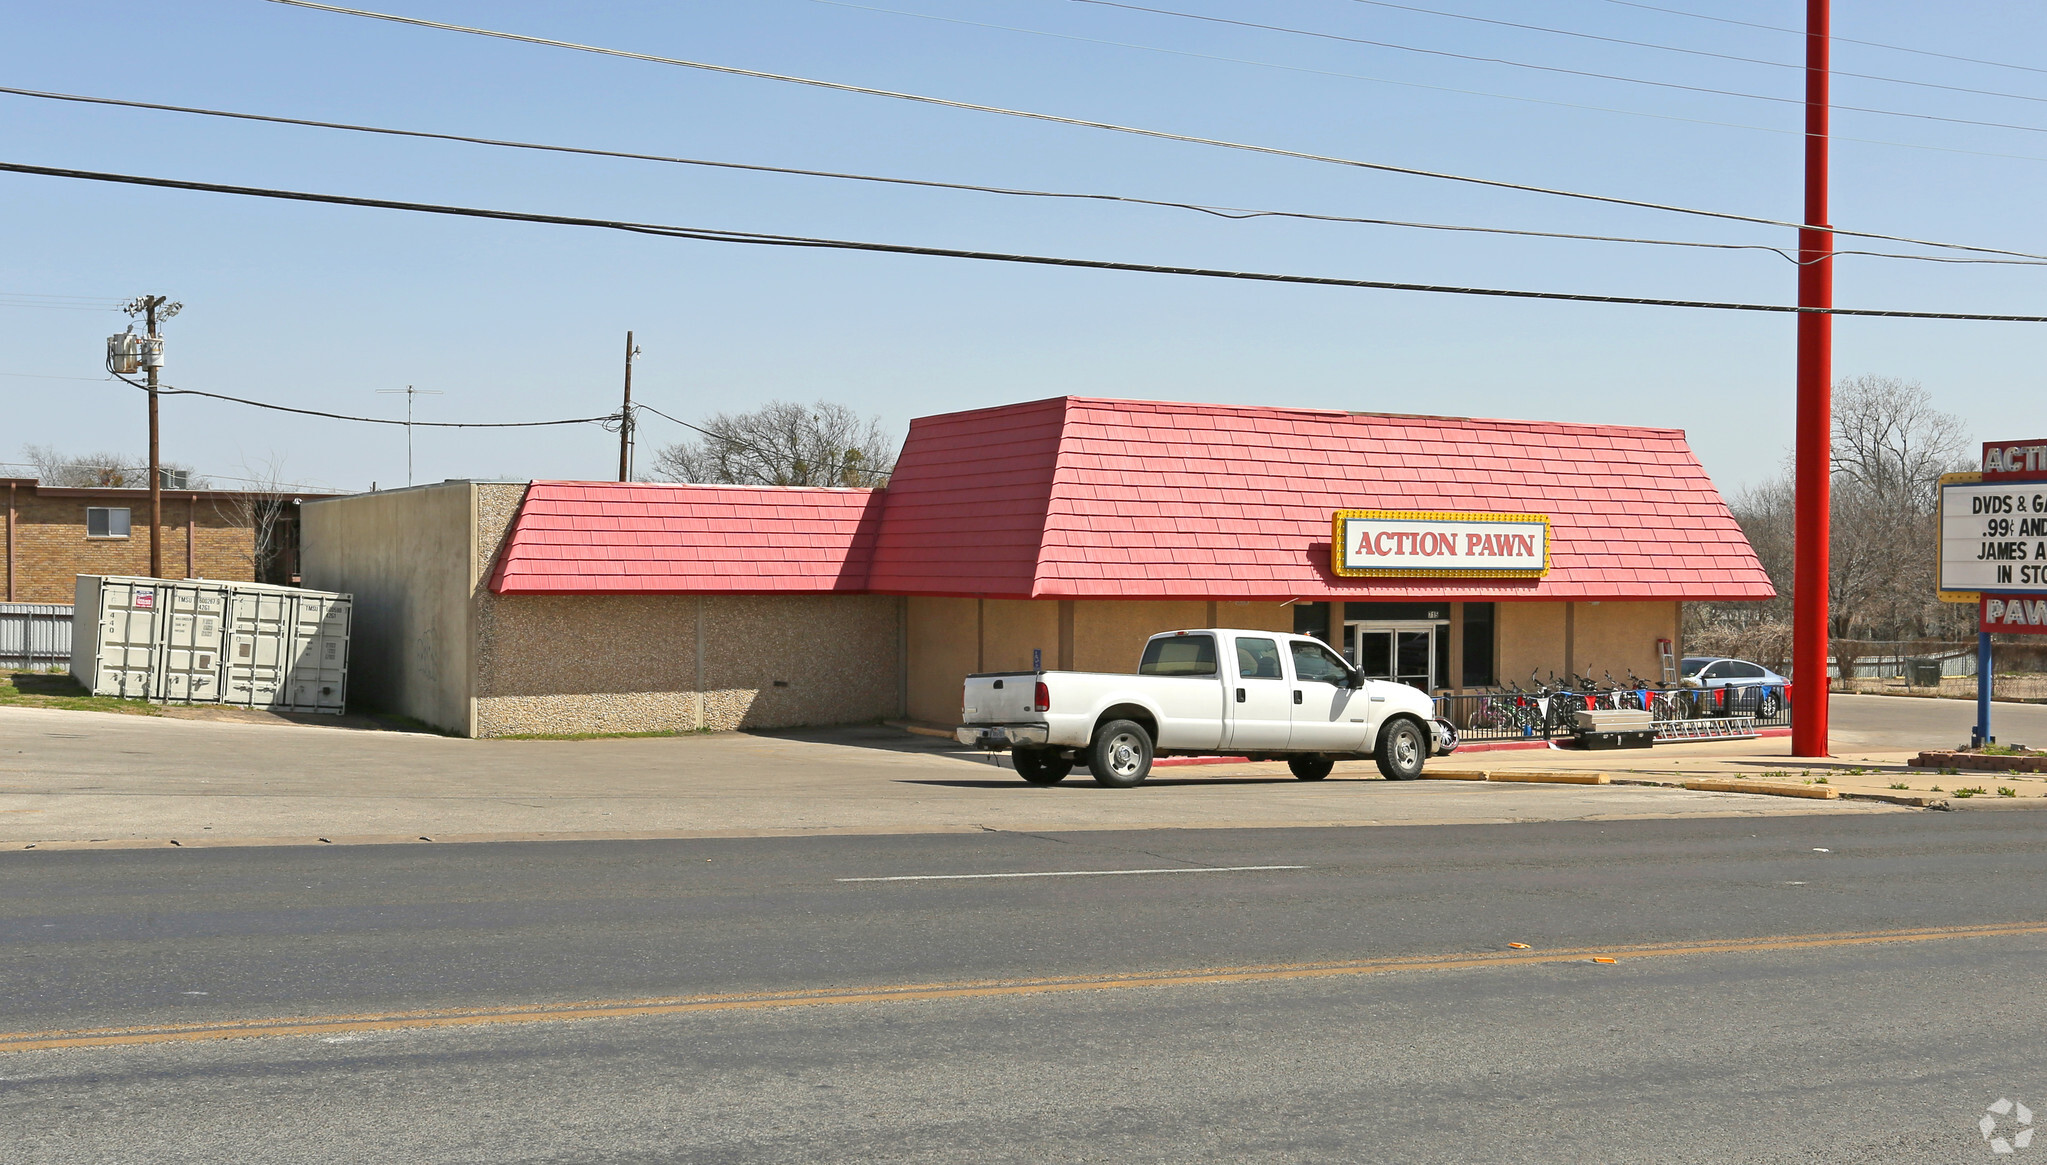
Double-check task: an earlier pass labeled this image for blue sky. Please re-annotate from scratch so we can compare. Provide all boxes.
[3,0,2043,494]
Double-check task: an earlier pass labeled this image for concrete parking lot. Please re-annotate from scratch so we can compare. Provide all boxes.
[7,693,2039,847]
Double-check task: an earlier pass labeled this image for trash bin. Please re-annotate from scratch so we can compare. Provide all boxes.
[1906,658,1943,687]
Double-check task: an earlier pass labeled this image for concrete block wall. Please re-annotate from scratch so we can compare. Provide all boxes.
[300,483,476,734]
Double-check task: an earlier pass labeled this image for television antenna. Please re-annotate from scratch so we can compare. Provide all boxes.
[375,385,444,486]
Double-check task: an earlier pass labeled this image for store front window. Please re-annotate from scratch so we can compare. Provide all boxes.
[1293,600,1496,691]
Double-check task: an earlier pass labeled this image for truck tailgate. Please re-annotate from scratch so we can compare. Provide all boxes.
[961,672,1040,725]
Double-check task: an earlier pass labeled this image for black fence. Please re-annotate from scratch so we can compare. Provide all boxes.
[1434,682,1793,743]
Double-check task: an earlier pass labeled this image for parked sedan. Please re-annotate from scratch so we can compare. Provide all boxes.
[1680,657,1788,718]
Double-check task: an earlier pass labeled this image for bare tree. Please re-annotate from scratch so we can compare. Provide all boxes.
[21,444,207,489]
[211,455,295,583]
[1688,376,1975,655]
[1831,375,1970,512]
[648,401,897,487]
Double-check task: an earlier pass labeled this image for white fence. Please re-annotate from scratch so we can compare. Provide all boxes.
[0,604,72,670]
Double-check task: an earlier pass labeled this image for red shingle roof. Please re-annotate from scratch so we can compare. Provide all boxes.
[490,397,1772,602]
[489,482,882,595]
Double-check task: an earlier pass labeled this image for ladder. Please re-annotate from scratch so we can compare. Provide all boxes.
[1654,716,1759,742]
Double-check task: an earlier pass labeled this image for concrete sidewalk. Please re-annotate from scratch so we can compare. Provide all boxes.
[0,704,1936,849]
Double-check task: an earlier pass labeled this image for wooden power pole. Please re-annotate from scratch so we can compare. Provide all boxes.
[123,293,180,578]
[619,331,640,482]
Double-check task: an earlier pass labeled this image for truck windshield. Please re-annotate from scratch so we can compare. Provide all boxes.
[1140,634,1218,677]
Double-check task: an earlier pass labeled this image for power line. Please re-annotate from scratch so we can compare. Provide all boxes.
[1593,0,2047,81]
[1063,0,2047,112]
[832,0,2047,144]
[0,84,1844,264]
[102,369,616,428]
[255,0,2047,256]
[11,159,2047,323]
[15,90,2047,266]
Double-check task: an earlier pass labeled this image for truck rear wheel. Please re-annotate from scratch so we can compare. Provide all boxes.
[1088,720,1153,788]
[1376,718,1426,781]
[1288,756,1335,781]
[1012,747,1072,786]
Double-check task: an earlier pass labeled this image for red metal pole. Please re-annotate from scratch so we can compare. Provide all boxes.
[1791,0,1832,757]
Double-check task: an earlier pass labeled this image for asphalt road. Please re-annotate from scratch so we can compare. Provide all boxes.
[7,812,2047,1162]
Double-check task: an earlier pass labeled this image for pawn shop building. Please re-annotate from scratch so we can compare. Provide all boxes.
[301,396,1773,737]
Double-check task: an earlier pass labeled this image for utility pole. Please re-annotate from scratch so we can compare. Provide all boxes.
[122,294,181,578]
[619,331,641,482]
[1791,0,1833,757]
[376,385,443,487]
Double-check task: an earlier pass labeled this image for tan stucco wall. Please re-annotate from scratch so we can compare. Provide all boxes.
[907,597,980,726]
[905,596,1292,724]
[1496,600,1678,685]
[300,482,476,734]
[1569,601,1680,683]
[980,599,1060,675]
[1497,601,1567,686]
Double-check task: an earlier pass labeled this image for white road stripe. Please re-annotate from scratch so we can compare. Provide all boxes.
[837,865,1307,883]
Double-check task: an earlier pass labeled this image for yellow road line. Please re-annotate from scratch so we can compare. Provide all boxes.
[6,920,2043,1053]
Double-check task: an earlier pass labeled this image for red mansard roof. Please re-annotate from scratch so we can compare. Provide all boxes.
[489,397,1773,602]
[488,482,882,595]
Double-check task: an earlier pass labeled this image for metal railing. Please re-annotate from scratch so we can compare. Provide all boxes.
[0,603,73,671]
[1436,681,1792,743]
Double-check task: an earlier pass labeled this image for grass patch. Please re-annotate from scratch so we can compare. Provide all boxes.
[491,726,717,741]
[0,670,160,716]
[1952,786,1988,798]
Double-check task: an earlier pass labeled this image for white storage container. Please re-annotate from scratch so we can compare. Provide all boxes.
[71,575,350,713]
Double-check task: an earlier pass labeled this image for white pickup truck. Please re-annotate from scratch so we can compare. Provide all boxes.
[956,628,1457,787]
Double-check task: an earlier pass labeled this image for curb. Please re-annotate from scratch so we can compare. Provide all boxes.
[1682,779,1838,800]
[1486,771,1610,785]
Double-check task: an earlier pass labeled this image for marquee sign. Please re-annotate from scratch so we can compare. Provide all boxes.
[1983,594,2047,636]
[1939,442,2047,601]
[1333,509,1550,579]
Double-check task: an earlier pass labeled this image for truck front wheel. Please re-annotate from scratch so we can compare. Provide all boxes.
[1375,718,1426,781]
[1012,747,1072,786]
[1088,720,1154,788]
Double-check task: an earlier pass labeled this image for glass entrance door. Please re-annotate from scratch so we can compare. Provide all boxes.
[1351,623,1435,692]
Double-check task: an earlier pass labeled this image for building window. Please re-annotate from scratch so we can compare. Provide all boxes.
[1462,602,1496,687]
[87,507,132,538]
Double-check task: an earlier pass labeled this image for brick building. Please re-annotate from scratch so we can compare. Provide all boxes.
[1,478,323,604]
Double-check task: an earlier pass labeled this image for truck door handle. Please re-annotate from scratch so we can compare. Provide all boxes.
[1236,688,1245,703]
[1293,690,1303,704]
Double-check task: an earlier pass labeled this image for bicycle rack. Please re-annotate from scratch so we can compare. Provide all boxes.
[1654,716,1759,742]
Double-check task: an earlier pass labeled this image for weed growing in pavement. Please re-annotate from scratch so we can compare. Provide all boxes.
[1999,787,2018,797]
[1847,766,1866,776]
[1942,766,1960,776]
[1932,785,1945,792]
[1890,782,1911,790]
[1815,776,1830,784]
[1762,770,1788,780]
[1953,786,1988,798]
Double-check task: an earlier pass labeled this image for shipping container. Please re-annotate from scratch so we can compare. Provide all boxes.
[70,575,350,713]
